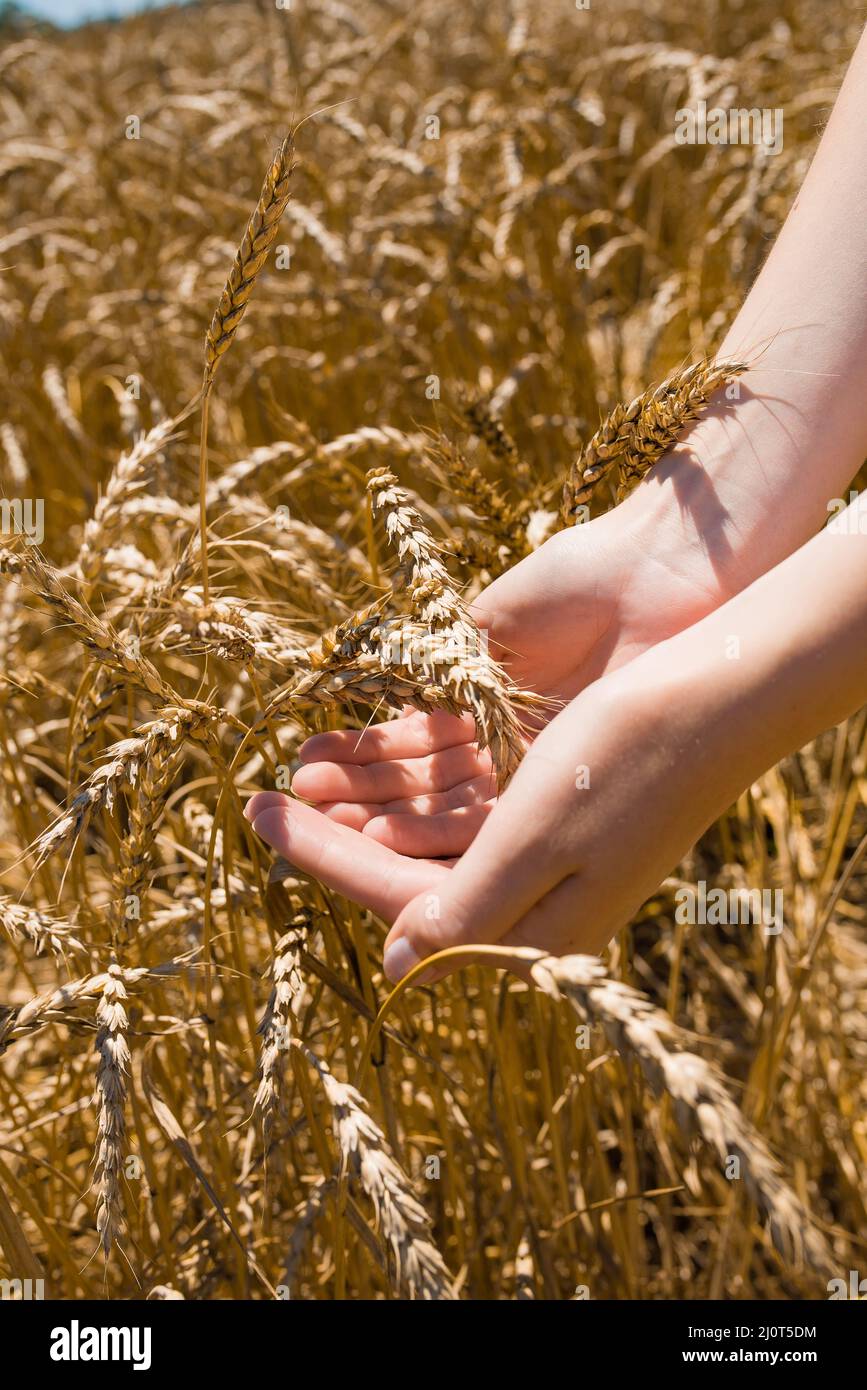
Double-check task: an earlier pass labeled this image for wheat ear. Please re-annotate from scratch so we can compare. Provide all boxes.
[0,893,86,959]
[459,388,527,480]
[110,734,191,947]
[18,548,181,705]
[561,357,747,522]
[76,419,176,586]
[364,467,545,786]
[531,953,834,1274]
[93,964,130,1256]
[31,708,211,871]
[299,1045,458,1300]
[253,910,311,1143]
[199,134,294,601]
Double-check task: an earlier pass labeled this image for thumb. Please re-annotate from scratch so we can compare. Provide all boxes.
[381,755,567,981]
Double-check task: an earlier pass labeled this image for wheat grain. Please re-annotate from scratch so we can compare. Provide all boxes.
[0,893,85,958]
[253,910,311,1142]
[31,708,211,870]
[76,420,176,585]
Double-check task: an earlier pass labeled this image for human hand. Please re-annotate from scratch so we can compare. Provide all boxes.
[244,648,705,981]
[263,490,743,862]
[248,489,867,981]
[244,484,751,971]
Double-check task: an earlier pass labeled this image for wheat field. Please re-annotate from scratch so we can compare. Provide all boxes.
[0,0,866,1302]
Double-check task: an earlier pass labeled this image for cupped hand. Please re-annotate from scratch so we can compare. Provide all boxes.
[245,497,737,969]
[251,495,733,859]
[244,643,718,982]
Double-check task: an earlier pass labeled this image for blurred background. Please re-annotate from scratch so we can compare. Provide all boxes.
[1,0,865,1302]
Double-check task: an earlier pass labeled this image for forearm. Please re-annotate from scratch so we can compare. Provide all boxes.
[637,493,867,828]
[618,25,867,599]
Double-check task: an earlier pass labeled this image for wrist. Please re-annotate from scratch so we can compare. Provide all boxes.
[610,384,842,608]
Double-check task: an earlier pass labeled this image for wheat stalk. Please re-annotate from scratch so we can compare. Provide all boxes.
[280,1177,334,1295]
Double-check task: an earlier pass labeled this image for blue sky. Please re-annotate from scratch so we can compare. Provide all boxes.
[9,0,187,24]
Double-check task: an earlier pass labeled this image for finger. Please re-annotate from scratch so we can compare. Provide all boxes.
[382,772,496,816]
[316,771,497,837]
[363,800,493,858]
[292,740,490,804]
[316,769,497,835]
[317,771,495,824]
[318,800,379,831]
[249,797,451,921]
[244,789,292,821]
[299,709,475,766]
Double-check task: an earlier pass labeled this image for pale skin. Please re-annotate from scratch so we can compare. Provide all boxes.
[246,28,867,982]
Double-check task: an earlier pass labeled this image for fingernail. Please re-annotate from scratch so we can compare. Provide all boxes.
[298,734,326,762]
[383,938,421,983]
[242,798,256,821]
[250,806,293,851]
